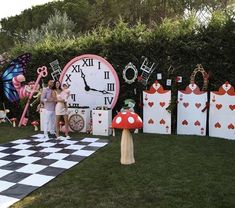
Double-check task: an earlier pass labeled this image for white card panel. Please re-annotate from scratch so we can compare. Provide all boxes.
[92,110,112,136]
[143,81,171,134]
[209,82,235,140]
[177,83,207,136]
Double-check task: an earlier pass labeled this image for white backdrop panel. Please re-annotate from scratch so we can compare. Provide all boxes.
[143,81,171,134]
[177,83,208,136]
[209,82,235,140]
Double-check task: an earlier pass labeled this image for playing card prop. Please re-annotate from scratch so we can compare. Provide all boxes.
[123,62,138,84]
[50,59,62,81]
[143,81,171,134]
[209,82,235,140]
[177,83,207,136]
[138,57,156,86]
[92,109,112,136]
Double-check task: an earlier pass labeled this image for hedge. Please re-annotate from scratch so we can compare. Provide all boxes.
[6,12,235,131]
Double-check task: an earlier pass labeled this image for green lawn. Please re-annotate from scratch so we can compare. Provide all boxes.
[0,124,234,208]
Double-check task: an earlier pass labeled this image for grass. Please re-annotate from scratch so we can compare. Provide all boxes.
[0,123,234,208]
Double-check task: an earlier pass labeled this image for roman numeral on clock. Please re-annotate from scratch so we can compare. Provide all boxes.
[71,94,76,102]
[104,71,110,79]
[104,97,114,105]
[72,65,81,73]
[82,58,93,67]
[65,74,72,82]
[107,83,115,91]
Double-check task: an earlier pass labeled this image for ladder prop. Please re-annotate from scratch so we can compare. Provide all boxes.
[138,57,156,86]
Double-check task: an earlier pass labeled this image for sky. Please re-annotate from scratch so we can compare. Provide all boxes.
[0,0,55,21]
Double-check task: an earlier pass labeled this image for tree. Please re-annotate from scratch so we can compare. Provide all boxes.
[24,10,76,45]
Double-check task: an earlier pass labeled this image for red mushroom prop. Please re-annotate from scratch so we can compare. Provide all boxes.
[10,118,17,127]
[112,111,143,165]
[31,121,39,131]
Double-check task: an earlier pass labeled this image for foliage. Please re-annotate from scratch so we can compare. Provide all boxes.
[23,9,76,46]
[0,0,234,51]
[4,11,233,129]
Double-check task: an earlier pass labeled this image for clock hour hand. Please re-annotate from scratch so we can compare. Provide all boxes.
[80,69,90,91]
[89,88,113,95]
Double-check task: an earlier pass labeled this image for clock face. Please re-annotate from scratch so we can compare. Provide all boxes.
[59,54,120,109]
[69,114,84,132]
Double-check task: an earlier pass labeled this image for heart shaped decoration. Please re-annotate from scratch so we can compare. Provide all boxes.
[216,104,222,110]
[148,119,154,124]
[228,123,234,129]
[183,102,189,108]
[98,120,102,124]
[214,122,221,128]
[229,105,235,111]
[148,102,154,107]
[159,119,165,125]
[195,103,201,109]
[189,84,197,91]
[182,120,188,125]
[160,102,165,107]
[194,120,201,126]
[98,113,102,116]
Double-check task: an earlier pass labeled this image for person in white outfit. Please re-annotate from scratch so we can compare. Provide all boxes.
[52,80,70,139]
[40,80,56,139]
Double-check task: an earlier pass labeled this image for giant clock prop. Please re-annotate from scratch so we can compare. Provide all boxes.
[59,54,120,109]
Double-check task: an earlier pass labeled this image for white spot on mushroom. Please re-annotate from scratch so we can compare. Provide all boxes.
[121,112,127,114]
[116,117,122,124]
[128,117,134,124]
[130,112,135,115]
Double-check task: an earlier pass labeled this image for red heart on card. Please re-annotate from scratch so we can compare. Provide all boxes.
[182,120,188,125]
[160,102,165,107]
[195,103,201,108]
[183,102,189,108]
[228,123,234,129]
[229,105,235,111]
[148,102,154,107]
[180,98,183,101]
[194,120,201,126]
[216,104,222,110]
[201,128,204,131]
[98,120,102,124]
[160,119,165,125]
[98,113,102,116]
[214,122,221,128]
[148,119,154,124]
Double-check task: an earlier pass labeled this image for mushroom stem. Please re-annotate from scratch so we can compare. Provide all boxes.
[120,129,135,165]
[12,121,16,127]
[34,125,38,131]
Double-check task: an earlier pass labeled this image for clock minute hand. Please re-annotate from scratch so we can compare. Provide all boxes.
[89,88,113,95]
[80,69,90,91]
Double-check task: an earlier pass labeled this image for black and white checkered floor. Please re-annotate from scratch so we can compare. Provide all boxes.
[0,134,108,208]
